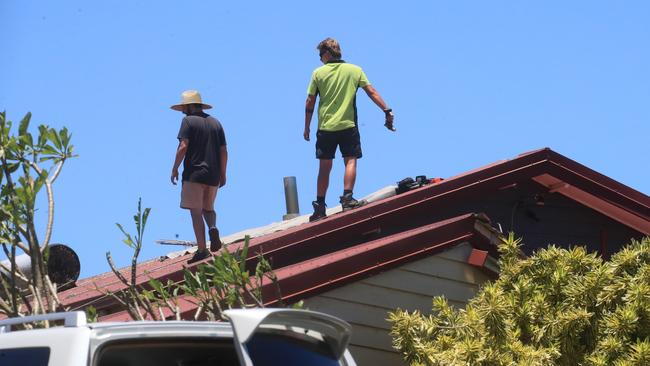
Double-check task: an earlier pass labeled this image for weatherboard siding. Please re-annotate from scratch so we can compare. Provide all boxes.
[303,242,492,366]
[348,345,405,366]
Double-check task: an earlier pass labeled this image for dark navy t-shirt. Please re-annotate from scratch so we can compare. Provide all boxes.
[177,112,226,186]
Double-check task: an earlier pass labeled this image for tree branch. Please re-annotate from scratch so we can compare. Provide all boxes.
[49,160,64,184]
[14,240,30,254]
[130,243,140,293]
[29,160,58,248]
[0,262,29,283]
[0,293,13,314]
[106,252,130,286]
[45,275,63,312]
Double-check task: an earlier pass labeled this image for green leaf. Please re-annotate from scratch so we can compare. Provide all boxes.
[49,127,62,150]
[37,125,50,147]
[240,236,250,272]
[33,172,48,195]
[39,144,59,156]
[149,278,163,293]
[6,162,20,174]
[42,245,50,262]
[66,144,76,157]
[0,117,12,143]
[59,127,70,148]
[115,223,134,248]
[142,207,151,231]
[18,112,31,137]
[18,133,33,149]
[86,306,98,323]
[0,111,6,131]
[183,270,200,292]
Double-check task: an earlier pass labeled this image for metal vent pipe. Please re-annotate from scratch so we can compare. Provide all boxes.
[283,176,300,220]
[0,243,80,290]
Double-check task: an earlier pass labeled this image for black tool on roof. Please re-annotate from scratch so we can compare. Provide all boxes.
[396,175,430,194]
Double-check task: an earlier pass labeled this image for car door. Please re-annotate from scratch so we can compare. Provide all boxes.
[224,309,357,366]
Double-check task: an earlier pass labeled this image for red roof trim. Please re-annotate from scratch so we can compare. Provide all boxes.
[544,161,650,219]
[545,149,649,207]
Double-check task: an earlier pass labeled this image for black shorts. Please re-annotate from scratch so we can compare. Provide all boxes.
[315,127,363,160]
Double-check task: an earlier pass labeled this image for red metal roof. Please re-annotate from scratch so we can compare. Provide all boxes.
[99,213,499,321]
[59,148,650,315]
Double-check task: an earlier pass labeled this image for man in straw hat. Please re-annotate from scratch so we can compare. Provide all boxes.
[304,37,395,222]
[171,90,228,263]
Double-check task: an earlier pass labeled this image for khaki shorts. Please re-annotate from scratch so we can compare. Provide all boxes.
[181,182,218,211]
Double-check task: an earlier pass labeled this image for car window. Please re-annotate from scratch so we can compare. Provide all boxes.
[94,338,239,366]
[246,331,341,366]
[0,347,50,366]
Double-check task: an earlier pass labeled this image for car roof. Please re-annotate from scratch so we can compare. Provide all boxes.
[87,320,231,330]
[87,320,236,340]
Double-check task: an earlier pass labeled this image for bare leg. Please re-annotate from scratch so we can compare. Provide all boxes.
[190,208,206,250]
[343,157,357,191]
[317,159,333,197]
[203,210,216,228]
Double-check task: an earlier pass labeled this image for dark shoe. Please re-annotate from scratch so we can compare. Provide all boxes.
[309,201,327,222]
[340,193,366,212]
[188,248,210,264]
[209,227,222,252]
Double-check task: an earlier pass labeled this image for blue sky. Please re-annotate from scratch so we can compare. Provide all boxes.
[2,1,648,278]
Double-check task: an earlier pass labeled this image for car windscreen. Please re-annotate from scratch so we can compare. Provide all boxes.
[245,330,341,366]
[94,338,239,366]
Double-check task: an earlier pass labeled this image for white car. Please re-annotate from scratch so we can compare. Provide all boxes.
[0,309,357,366]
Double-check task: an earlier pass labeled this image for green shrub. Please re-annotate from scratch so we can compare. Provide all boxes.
[389,234,650,365]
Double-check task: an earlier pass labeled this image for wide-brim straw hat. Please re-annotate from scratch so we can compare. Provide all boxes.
[170,90,213,111]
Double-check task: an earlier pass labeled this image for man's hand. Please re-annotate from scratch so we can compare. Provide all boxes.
[361,85,395,132]
[303,127,310,141]
[384,111,396,131]
[219,173,227,188]
[171,168,179,185]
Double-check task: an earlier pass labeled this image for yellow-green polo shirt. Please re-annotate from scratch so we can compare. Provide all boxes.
[307,61,370,132]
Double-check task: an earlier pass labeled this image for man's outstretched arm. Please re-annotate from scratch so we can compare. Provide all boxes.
[219,145,228,187]
[304,94,317,141]
[362,85,395,131]
[171,138,188,185]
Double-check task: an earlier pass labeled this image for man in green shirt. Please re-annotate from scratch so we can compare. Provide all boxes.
[304,38,395,222]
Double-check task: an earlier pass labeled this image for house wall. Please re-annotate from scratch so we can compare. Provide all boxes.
[303,242,492,366]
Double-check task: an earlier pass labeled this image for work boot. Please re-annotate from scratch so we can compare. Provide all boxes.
[188,248,210,264]
[309,201,327,222]
[340,193,366,212]
[209,227,222,252]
